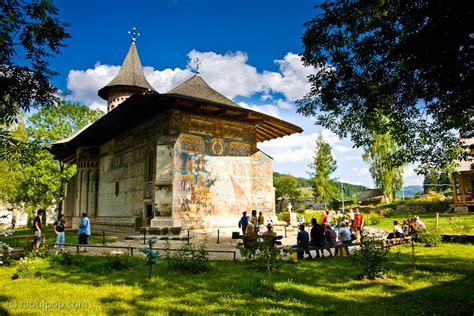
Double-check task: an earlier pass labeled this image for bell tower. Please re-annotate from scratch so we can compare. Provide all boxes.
[98,28,156,112]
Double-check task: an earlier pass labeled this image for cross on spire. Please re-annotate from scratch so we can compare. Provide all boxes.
[128,27,140,43]
[192,57,202,74]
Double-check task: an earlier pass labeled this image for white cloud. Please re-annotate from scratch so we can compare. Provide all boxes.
[320,129,340,145]
[334,145,353,153]
[238,102,280,118]
[345,155,363,161]
[258,132,318,164]
[67,63,120,105]
[66,50,318,108]
[352,167,370,176]
[403,165,423,186]
[263,53,317,101]
[275,99,293,109]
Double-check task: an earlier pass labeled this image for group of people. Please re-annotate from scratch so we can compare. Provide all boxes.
[293,215,359,259]
[389,216,426,239]
[32,210,91,252]
[238,209,266,235]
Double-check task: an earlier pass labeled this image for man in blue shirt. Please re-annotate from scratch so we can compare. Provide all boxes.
[78,213,91,252]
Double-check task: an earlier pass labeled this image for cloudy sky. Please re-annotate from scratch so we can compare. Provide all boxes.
[51,0,423,188]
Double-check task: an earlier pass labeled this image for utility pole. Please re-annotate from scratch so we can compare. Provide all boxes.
[341,182,344,211]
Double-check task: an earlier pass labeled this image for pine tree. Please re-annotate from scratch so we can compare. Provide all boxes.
[308,134,337,207]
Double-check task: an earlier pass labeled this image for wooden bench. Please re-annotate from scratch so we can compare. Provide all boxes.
[236,235,283,249]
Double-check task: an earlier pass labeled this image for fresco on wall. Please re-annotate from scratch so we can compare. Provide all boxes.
[173,133,274,224]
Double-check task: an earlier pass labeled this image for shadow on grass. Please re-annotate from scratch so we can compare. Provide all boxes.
[0,294,11,316]
[21,245,474,314]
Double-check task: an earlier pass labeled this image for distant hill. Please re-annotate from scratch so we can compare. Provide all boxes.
[274,172,368,197]
[397,185,424,197]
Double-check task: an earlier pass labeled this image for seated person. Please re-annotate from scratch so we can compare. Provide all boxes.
[262,223,277,246]
[243,223,257,248]
[310,217,325,258]
[292,224,312,259]
[338,222,352,255]
[324,223,337,256]
[387,220,404,239]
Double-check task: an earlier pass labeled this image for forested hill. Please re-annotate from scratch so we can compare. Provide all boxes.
[274,172,368,197]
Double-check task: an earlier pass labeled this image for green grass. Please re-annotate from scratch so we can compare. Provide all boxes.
[0,227,114,249]
[367,213,474,234]
[1,243,473,315]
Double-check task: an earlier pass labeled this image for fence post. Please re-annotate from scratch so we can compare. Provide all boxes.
[102,230,105,245]
[76,245,79,255]
[143,228,147,245]
[435,213,439,229]
[130,247,134,257]
[217,229,220,244]
[284,225,287,238]
[187,229,190,245]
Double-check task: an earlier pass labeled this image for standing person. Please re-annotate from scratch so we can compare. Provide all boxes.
[78,213,90,252]
[54,214,66,250]
[33,209,44,252]
[250,209,258,226]
[238,211,249,234]
[353,208,364,238]
[415,216,426,230]
[338,222,352,255]
[348,208,355,230]
[321,210,329,225]
[310,217,325,258]
[257,211,265,226]
[402,220,410,236]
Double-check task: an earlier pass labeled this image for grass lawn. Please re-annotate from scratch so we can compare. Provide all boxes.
[0,243,473,315]
[367,212,474,234]
[0,227,115,249]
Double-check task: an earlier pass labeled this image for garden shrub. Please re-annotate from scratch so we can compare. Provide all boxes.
[167,242,209,273]
[50,250,74,266]
[365,213,382,225]
[11,257,37,280]
[104,253,143,271]
[352,233,389,279]
[418,226,442,247]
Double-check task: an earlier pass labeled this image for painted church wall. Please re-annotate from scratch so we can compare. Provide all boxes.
[172,131,275,228]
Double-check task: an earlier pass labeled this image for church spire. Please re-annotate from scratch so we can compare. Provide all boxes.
[98,29,156,112]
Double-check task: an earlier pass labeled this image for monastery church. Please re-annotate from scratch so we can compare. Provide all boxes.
[51,40,302,234]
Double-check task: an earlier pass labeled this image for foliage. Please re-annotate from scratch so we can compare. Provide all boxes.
[0,228,14,265]
[139,237,161,280]
[167,242,209,274]
[423,170,452,193]
[273,173,301,212]
[308,133,337,206]
[11,257,37,280]
[365,213,382,226]
[0,0,70,162]
[104,253,143,271]
[352,233,389,279]
[0,103,103,211]
[50,249,74,266]
[297,0,472,172]
[363,134,403,202]
[418,226,442,247]
[241,239,281,284]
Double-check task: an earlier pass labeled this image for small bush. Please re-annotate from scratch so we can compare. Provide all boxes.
[366,213,382,225]
[167,242,209,273]
[418,226,442,247]
[11,257,36,280]
[50,250,74,266]
[104,253,143,271]
[352,234,389,279]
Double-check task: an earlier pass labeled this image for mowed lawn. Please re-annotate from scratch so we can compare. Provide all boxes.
[368,212,474,234]
[0,243,473,315]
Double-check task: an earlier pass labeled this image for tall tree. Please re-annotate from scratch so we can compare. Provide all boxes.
[0,0,70,162]
[26,102,104,213]
[273,173,301,213]
[363,134,403,202]
[308,134,337,207]
[297,1,473,172]
[0,102,103,216]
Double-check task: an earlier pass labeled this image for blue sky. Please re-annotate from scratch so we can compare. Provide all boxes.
[51,0,423,187]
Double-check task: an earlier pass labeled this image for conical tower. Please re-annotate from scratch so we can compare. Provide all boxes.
[98,41,156,112]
